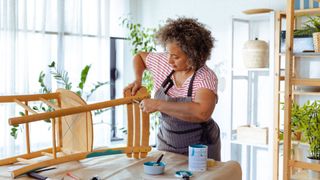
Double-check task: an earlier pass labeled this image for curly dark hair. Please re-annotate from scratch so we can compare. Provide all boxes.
[155,17,215,70]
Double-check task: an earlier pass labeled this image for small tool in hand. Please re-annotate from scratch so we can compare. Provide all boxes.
[154,154,164,166]
[132,99,141,104]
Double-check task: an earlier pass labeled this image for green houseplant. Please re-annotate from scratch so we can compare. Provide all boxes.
[290,100,320,160]
[121,17,158,93]
[11,61,109,139]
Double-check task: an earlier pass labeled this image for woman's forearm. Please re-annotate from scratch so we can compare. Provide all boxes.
[157,100,214,123]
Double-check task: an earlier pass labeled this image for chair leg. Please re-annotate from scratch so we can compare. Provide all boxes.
[133,103,141,159]
[126,102,134,158]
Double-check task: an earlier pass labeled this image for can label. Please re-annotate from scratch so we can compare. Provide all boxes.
[188,144,207,172]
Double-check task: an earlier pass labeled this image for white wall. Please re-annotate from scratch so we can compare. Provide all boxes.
[128,0,285,160]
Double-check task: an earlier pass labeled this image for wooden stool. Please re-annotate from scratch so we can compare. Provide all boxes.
[0,87,151,178]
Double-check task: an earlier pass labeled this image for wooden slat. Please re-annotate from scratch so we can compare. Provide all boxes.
[293,91,320,95]
[279,8,320,16]
[40,98,60,109]
[16,158,34,164]
[25,122,30,154]
[126,102,133,158]
[273,11,282,180]
[51,118,57,159]
[289,160,320,172]
[133,102,141,159]
[279,91,320,95]
[279,76,285,81]
[140,111,150,158]
[294,8,320,16]
[57,98,63,149]
[14,99,37,114]
[0,93,60,103]
[292,78,320,86]
[283,0,294,179]
[9,94,150,126]
[0,147,60,165]
[25,102,31,154]
[41,152,54,157]
[124,90,134,158]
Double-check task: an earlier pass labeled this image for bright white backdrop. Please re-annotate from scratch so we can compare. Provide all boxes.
[0,0,115,158]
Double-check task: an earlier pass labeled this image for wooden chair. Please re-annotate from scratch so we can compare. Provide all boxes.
[0,87,151,178]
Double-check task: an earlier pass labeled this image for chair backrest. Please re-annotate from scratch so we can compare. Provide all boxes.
[0,87,151,178]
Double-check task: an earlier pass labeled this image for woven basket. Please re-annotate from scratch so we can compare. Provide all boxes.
[313,32,320,52]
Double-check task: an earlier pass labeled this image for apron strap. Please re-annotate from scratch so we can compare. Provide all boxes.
[161,70,175,87]
[187,71,197,97]
[161,69,197,97]
[161,70,175,95]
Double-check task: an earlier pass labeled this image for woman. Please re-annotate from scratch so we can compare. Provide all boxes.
[124,17,221,160]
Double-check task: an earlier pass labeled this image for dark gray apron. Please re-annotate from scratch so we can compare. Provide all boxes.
[155,70,221,160]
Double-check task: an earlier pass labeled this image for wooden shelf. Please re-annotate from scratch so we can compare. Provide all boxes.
[274,6,320,179]
[292,91,320,96]
[278,91,320,95]
[295,8,320,16]
[280,8,320,16]
[292,78,320,86]
[279,52,320,57]
[290,160,320,172]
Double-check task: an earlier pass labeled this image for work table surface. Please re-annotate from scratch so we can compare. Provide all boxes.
[0,150,241,180]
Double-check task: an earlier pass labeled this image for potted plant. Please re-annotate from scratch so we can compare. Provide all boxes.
[288,100,320,177]
[295,16,320,52]
[297,100,320,160]
[289,100,320,177]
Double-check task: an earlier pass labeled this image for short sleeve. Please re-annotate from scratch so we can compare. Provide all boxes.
[145,52,170,75]
[145,52,172,91]
[193,66,218,100]
[198,75,218,95]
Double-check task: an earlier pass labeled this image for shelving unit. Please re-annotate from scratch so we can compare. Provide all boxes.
[230,12,275,180]
[273,1,320,179]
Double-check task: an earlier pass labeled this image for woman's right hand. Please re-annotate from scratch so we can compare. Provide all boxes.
[124,79,142,96]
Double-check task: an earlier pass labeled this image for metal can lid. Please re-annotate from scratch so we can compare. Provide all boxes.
[175,170,193,178]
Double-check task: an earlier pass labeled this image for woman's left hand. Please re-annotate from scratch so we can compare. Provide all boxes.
[139,99,160,113]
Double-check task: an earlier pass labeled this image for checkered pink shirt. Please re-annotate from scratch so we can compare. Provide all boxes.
[145,52,218,100]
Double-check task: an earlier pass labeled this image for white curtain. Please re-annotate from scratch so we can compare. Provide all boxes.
[0,0,110,158]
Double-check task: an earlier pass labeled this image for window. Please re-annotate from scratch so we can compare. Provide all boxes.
[0,0,130,158]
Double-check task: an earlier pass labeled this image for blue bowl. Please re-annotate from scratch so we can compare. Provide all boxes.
[143,161,166,175]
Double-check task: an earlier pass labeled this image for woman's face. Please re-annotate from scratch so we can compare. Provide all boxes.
[166,42,191,71]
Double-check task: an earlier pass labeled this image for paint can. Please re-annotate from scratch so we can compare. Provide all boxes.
[188,144,207,172]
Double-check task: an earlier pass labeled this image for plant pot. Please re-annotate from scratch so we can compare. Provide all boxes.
[312,32,320,52]
[292,132,302,141]
[280,31,313,52]
[292,143,309,162]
